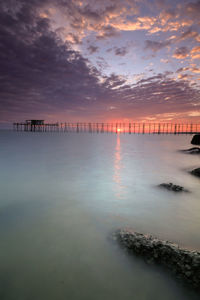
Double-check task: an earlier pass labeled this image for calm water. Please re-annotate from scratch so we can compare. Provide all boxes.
[0,130,200,300]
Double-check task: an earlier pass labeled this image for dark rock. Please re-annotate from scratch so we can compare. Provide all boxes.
[158,183,188,192]
[191,135,200,145]
[191,168,200,178]
[181,147,200,154]
[114,228,200,290]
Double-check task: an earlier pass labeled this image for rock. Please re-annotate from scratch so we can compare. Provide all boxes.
[114,229,200,290]
[191,135,200,145]
[158,183,188,192]
[191,168,200,178]
[181,147,200,154]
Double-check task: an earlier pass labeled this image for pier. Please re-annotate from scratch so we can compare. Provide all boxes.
[13,120,200,134]
[13,120,59,132]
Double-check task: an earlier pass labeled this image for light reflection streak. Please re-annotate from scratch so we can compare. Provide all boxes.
[113,133,125,199]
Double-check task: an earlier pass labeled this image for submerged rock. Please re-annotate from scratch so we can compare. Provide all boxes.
[181,147,200,155]
[191,168,200,178]
[114,229,200,290]
[191,135,200,145]
[158,183,188,192]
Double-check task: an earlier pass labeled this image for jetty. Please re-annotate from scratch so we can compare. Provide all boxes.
[13,120,200,134]
[13,120,59,132]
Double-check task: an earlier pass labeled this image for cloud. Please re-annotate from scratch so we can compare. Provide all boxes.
[191,67,200,73]
[0,0,110,120]
[173,47,190,59]
[33,0,200,56]
[160,58,169,63]
[145,40,171,52]
[176,67,190,73]
[87,45,99,54]
[133,73,145,82]
[113,73,200,121]
[96,25,120,39]
[159,9,176,25]
[96,56,110,70]
[191,53,200,60]
[106,48,113,53]
[65,33,82,44]
[173,45,200,60]
[102,73,127,89]
[106,46,129,56]
[178,74,191,80]
[45,0,139,40]
[191,45,200,53]
[184,0,200,19]
[114,47,128,56]
[177,28,199,42]
[114,16,157,31]
[0,0,200,125]
[190,46,200,60]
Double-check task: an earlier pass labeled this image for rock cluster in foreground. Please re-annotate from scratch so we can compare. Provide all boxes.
[191,135,200,145]
[181,147,200,155]
[158,183,188,192]
[114,229,200,290]
[191,168,200,178]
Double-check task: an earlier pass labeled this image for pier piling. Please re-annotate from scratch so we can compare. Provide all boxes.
[13,121,200,134]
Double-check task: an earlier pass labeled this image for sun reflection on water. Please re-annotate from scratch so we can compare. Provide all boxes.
[113,133,125,199]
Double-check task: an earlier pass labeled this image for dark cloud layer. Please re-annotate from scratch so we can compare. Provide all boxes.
[0,0,108,120]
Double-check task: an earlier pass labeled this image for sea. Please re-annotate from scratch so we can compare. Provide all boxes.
[0,130,199,300]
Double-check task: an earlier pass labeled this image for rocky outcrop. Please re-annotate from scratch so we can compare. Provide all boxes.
[181,147,200,155]
[191,135,200,145]
[191,168,200,178]
[158,183,188,192]
[114,229,200,290]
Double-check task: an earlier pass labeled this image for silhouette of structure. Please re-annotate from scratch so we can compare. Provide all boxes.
[26,120,44,125]
[13,121,200,134]
[13,120,59,132]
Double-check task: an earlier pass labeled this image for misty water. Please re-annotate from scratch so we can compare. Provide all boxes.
[0,130,200,300]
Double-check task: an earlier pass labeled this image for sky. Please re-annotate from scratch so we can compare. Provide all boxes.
[0,0,200,127]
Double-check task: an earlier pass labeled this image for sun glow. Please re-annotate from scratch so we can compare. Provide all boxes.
[117,128,121,132]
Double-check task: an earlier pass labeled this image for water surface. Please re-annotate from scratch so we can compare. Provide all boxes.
[0,131,200,299]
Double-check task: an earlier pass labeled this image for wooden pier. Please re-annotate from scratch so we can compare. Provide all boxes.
[13,120,59,132]
[13,121,200,134]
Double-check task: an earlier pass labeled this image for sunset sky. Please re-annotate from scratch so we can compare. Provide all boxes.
[0,0,200,127]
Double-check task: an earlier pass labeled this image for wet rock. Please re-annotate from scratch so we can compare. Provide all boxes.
[191,135,200,145]
[181,147,200,154]
[191,168,200,178]
[114,228,200,290]
[158,183,188,192]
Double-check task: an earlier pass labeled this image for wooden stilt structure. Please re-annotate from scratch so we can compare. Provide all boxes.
[13,121,200,134]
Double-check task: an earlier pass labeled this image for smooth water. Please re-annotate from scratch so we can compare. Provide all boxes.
[0,131,200,300]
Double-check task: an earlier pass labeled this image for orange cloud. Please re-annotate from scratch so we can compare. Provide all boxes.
[191,67,200,74]
[196,35,200,42]
[191,46,200,53]
[191,54,200,60]
[178,74,190,80]
[190,46,200,60]
[113,16,156,31]
[173,47,189,59]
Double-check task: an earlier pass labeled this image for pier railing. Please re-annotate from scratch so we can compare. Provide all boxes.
[13,122,200,134]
